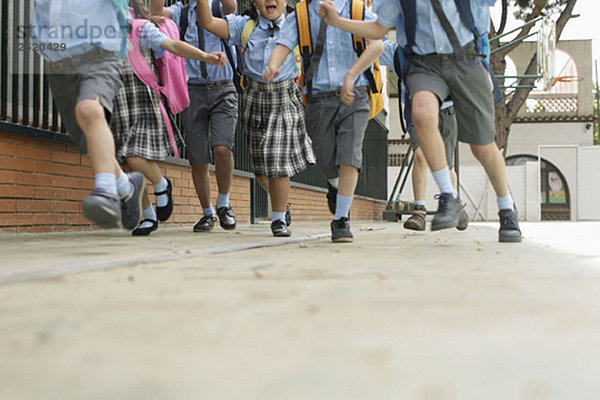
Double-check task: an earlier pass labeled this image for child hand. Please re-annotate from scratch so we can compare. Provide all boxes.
[263,66,280,82]
[319,0,341,27]
[205,52,227,67]
[340,74,355,105]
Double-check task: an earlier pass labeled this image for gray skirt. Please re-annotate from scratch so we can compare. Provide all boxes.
[242,78,315,179]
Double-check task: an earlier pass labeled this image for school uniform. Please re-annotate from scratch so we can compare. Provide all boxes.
[110,22,184,165]
[380,40,457,168]
[377,0,496,146]
[226,14,315,178]
[169,0,238,166]
[30,0,128,154]
[277,0,377,180]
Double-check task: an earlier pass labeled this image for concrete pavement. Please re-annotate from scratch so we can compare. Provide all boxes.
[1,220,600,399]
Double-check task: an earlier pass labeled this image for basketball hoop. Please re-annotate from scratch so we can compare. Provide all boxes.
[552,75,584,86]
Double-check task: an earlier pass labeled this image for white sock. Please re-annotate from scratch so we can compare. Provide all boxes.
[94,173,117,195]
[328,179,339,189]
[334,194,353,220]
[203,206,215,217]
[216,192,230,209]
[153,177,169,207]
[138,206,157,229]
[497,194,515,211]
[432,167,457,197]
[272,211,286,223]
[414,200,426,207]
[116,171,132,199]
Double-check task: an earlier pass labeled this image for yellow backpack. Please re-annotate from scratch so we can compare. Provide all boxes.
[241,18,303,90]
[295,0,384,119]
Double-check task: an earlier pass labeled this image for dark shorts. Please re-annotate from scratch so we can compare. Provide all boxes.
[408,105,458,169]
[183,82,238,166]
[304,88,370,179]
[406,53,496,146]
[45,50,123,154]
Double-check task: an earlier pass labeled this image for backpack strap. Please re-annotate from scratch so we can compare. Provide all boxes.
[241,19,259,52]
[109,0,130,59]
[296,0,312,73]
[393,46,409,133]
[180,4,190,41]
[350,0,378,94]
[399,0,416,55]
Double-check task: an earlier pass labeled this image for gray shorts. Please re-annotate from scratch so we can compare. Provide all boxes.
[408,105,458,169]
[45,50,123,154]
[304,88,370,179]
[406,53,495,146]
[183,82,238,166]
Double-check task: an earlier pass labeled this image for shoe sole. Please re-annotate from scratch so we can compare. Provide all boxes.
[456,219,469,231]
[193,226,214,232]
[273,232,292,237]
[220,224,236,231]
[499,235,522,243]
[83,203,120,229]
[431,218,459,231]
[332,237,353,243]
[122,182,146,230]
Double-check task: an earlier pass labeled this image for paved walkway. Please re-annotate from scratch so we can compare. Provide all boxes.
[1,221,600,399]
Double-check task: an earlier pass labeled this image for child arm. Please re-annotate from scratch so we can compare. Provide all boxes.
[263,44,292,82]
[340,39,384,105]
[318,0,389,40]
[149,0,174,19]
[196,0,231,40]
[161,39,227,67]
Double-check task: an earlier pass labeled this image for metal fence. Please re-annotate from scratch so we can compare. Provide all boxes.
[1,0,387,221]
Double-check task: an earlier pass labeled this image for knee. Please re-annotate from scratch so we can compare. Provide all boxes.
[213,145,231,160]
[411,101,438,130]
[126,156,146,171]
[75,99,105,126]
[470,143,499,163]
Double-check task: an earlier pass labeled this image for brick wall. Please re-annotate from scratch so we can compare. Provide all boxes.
[0,131,385,233]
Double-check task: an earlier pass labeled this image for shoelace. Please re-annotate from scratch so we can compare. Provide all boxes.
[434,194,451,212]
[500,213,518,229]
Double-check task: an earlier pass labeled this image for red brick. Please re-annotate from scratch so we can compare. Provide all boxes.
[0,142,16,156]
[17,146,52,161]
[65,189,88,201]
[18,226,52,233]
[35,161,67,175]
[49,176,79,188]
[35,213,66,225]
[50,200,80,213]
[0,185,36,198]
[0,157,35,172]
[0,213,35,226]
[17,199,51,212]
[0,171,16,184]
[35,187,66,200]
[51,150,80,165]
[16,172,51,186]
[80,155,93,166]
[66,213,93,225]
[79,178,94,190]
[0,200,16,212]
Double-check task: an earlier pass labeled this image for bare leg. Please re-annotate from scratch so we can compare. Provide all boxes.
[470,143,509,198]
[412,147,428,203]
[338,164,359,197]
[192,164,211,209]
[213,145,233,196]
[269,177,290,213]
[411,91,446,173]
[126,157,163,185]
[75,98,116,174]
[256,176,269,192]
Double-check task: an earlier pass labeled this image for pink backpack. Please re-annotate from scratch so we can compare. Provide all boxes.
[127,13,190,158]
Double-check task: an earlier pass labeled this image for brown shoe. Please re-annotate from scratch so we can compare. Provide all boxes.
[456,206,469,231]
[403,205,426,231]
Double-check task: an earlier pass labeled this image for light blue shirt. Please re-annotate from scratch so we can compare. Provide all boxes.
[377,0,496,55]
[277,0,377,94]
[169,0,233,83]
[380,40,452,109]
[226,14,297,83]
[31,0,128,62]
[139,22,168,59]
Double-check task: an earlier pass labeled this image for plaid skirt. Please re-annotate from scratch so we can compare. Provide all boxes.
[110,55,184,165]
[242,78,315,178]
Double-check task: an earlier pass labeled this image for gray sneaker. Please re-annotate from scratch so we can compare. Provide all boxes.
[331,217,353,243]
[431,193,463,231]
[83,188,121,228]
[498,207,522,243]
[120,172,146,230]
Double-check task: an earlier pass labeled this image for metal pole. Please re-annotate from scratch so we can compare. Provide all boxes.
[595,59,599,141]
[489,16,544,42]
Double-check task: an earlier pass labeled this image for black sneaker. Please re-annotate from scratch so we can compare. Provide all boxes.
[193,215,216,232]
[120,172,146,230]
[285,204,292,227]
[431,193,463,231]
[82,188,121,228]
[331,217,353,243]
[403,204,426,231]
[132,219,158,236]
[271,220,292,237]
[326,181,337,215]
[498,207,522,243]
[155,177,173,222]
[456,206,469,231]
[217,206,237,230]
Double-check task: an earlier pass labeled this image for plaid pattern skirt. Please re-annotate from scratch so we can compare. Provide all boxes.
[242,78,315,178]
[110,56,184,165]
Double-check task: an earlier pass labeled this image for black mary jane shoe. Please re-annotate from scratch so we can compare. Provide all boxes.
[132,219,158,236]
[156,177,173,222]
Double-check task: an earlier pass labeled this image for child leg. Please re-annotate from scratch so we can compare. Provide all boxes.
[269,177,292,237]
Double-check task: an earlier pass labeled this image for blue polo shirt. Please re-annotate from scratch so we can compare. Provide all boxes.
[169,0,234,83]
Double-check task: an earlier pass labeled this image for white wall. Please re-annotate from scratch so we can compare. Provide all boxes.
[578,146,600,220]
